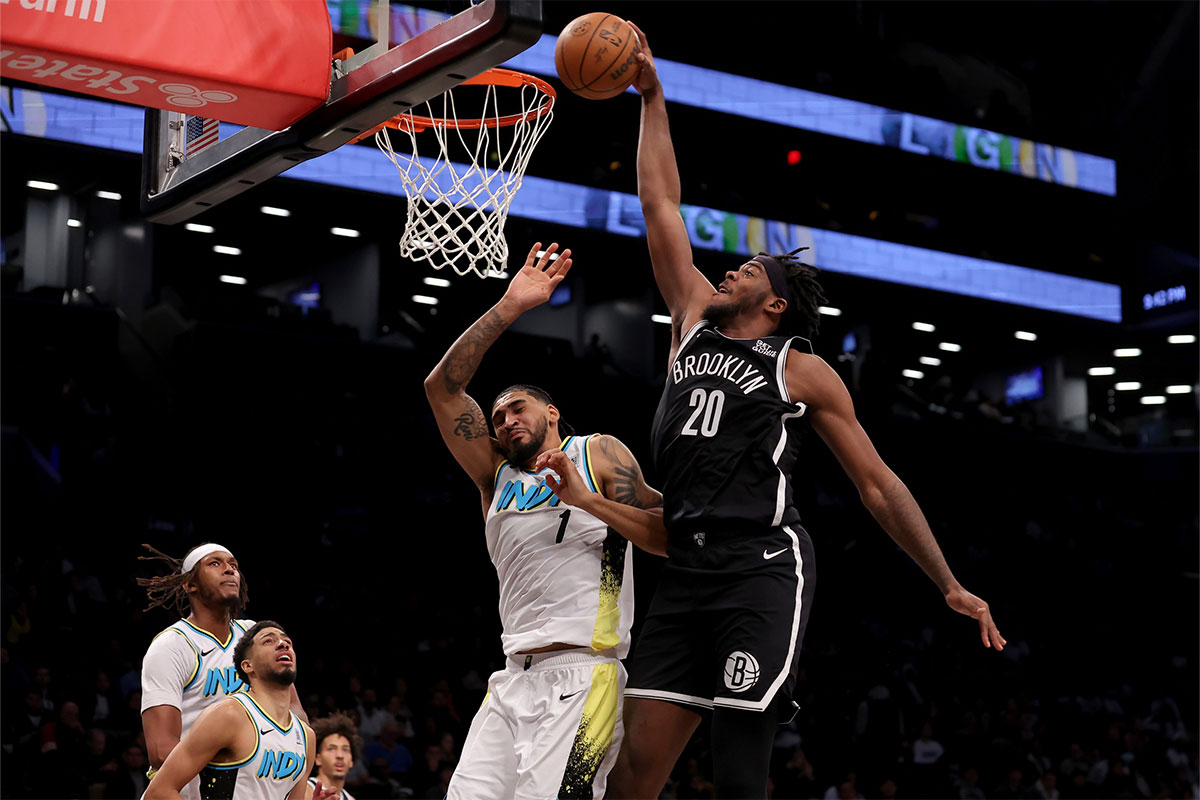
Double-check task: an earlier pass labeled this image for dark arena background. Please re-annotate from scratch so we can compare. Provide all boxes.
[1,2,1197,799]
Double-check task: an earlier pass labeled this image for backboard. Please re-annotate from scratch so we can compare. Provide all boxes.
[141,0,542,224]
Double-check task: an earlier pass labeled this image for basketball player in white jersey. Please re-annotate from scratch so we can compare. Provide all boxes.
[146,621,334,800]
[306,713,360,800]
[424,242,669,800]
[138,543,307,799]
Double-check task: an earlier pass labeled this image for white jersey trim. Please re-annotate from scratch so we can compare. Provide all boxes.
[770,409,807,527]
[623,687,714,710]
[711,524,806,711]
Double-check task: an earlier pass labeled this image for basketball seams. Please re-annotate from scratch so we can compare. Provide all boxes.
[575,14,610,90]
[555,13,640,100]
[554,37,584,92]
[579,17,635,93]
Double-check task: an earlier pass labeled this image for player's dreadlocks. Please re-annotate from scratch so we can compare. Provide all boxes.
[776,247,828,341]
[136,543,249,617]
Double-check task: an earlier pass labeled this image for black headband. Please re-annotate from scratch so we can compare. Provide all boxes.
[752,246,810,316]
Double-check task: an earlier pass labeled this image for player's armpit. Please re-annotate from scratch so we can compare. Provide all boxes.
[425,389,503,497]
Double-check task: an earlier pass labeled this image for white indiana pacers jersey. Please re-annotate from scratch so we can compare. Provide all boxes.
[142,618,255,734]
[485,434,635,657]
[198,693,308,800]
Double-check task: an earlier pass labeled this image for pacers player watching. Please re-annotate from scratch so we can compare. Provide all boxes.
[138,544,307,800]
[424,242,667,800]
[306,713,360,800]
[607,24,1007,799]
[146,621,333,800]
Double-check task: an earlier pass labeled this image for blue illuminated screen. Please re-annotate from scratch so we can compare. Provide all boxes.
[1005,366,1044,405]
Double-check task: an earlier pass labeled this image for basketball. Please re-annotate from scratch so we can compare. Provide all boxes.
[554,12,641,100]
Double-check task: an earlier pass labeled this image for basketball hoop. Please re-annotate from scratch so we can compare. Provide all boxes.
[369,67,555,278]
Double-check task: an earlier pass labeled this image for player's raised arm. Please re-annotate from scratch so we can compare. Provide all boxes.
[534,434,667,556]
[788,353,1006,650]
[424,243,573,507]
[629,22,714,336]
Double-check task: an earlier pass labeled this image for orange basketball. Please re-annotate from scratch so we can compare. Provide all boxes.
[554,12,641,100]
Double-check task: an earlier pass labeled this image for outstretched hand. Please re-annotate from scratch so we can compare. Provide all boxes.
[945,584,1006,651]
[501,242,574,314]
[627,21,660,98]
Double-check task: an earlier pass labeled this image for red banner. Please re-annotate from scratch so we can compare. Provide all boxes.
[0,0,332,131]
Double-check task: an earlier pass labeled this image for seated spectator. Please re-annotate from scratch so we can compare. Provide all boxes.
[1033,770,1060,799]
[958,766,986,800]
[103,743,148,799]
[362,721,413,779]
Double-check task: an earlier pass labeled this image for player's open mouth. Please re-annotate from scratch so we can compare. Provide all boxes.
[717,286,730,294]
[276,653,293,663]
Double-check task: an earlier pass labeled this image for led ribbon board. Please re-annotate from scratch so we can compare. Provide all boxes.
[325,2,1116,196]
[0,88,1122,322]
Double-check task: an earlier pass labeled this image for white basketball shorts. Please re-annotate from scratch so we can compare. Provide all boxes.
[446,648,626,800]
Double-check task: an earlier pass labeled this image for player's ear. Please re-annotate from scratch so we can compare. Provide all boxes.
[766,295,788,315]
[546,403,561,425]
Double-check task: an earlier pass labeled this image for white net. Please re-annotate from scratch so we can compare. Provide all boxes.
[375,74,555,278]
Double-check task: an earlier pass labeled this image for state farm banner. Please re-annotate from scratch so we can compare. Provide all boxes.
[0,0,331,130]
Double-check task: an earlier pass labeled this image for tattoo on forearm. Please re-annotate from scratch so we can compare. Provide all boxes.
[441,308,508,395]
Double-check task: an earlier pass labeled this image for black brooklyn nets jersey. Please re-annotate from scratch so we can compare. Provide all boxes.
[651,320,811,535]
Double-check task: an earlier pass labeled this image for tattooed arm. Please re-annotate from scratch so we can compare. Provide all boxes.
[535,435,667,556]
[424,243,573,513]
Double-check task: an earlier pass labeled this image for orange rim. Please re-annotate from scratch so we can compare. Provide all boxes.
[350,68,555,143]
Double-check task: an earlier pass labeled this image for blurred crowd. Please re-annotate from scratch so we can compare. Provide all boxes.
[2,301,1196,799]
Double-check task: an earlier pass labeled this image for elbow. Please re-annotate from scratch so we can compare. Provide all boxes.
[423,371,442,399]
[640,196,680,215]
[145,736,175,769]
[859,482,887,515]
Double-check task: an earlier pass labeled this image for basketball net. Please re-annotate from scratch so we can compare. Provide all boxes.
[374,71,555,278]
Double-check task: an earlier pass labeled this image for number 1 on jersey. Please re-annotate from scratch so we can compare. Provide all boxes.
[680,388,725,437]
[555,509,571,543]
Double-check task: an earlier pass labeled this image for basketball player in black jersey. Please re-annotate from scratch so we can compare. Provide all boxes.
[607,24,1006,800]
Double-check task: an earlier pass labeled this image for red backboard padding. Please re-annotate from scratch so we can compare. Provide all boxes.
[0,0,332,131]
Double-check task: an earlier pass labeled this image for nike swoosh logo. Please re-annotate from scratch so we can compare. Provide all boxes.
[763,548,788,560]
[559,689,585,701]
[200,648,215,657]
[260,727,274,735]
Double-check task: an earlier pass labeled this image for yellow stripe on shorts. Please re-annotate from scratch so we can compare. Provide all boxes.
[557,662,619,800]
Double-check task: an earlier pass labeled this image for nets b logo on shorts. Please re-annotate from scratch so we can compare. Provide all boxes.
[722,651,760,692]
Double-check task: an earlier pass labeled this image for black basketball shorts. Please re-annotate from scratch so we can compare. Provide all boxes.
[625,523,816,714]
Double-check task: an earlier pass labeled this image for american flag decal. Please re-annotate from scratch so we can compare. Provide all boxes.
[185,116,219,157]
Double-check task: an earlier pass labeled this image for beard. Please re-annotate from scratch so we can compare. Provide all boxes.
[504,416,550,465]
[702,290,764,326]
[259,664,297,687]
[196,579,239,611]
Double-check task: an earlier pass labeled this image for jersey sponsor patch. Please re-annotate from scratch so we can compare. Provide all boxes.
[751,340,777,357]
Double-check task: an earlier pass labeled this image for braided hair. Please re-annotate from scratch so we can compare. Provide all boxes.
[136,543,249,617]
[777,248,827,340]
